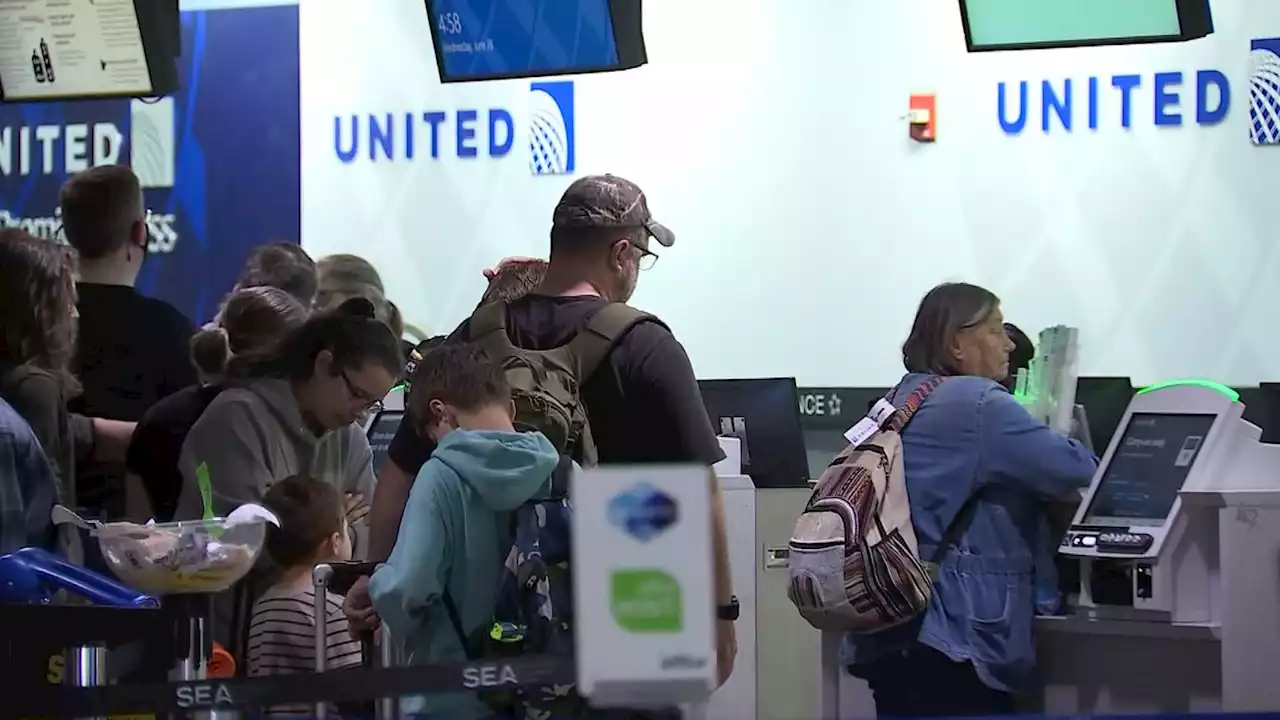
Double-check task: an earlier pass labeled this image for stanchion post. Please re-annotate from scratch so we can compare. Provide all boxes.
[65,643,108,720]
[377,623,399,720]
[312,563,334,720]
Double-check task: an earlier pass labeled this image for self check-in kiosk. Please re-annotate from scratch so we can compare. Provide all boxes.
[1059,385,1228,622]
[1035,380,1280,714]
[1060,380,1280,622]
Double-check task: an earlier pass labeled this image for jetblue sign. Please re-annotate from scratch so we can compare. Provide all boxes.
[333,80,576,175]
[998,70,1230,134]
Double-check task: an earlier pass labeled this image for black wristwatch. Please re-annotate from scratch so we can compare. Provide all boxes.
[717,596,740,621]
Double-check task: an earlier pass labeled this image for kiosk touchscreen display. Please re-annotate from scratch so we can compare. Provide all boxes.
[367,411,405,476]
[1083,412,1215,526]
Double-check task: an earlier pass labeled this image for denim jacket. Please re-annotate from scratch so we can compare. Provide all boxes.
[842,373,1097,692]
[0,398,59,554]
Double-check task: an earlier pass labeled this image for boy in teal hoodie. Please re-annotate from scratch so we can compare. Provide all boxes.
[368,344,559,719]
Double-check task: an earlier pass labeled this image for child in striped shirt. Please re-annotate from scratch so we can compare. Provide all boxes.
[248,475,362,715]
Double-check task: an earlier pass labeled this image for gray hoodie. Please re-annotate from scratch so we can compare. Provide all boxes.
[175,378,375,541]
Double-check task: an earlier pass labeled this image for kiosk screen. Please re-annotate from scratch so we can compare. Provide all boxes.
[1083,412,1215,526]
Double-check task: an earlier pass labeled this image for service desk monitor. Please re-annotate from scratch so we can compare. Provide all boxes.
[363,385,406,474]
[1060,381,1250,622]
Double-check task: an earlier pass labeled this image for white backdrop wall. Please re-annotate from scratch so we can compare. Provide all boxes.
[299,0,1280,387]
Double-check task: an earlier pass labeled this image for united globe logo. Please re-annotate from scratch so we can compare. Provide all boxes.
[529,81,576,176]
[1249,38,1280,146]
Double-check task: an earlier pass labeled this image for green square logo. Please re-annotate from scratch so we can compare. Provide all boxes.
[610,569,683,633]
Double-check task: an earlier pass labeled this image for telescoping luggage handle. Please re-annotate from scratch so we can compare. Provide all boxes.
[313,561,395,720]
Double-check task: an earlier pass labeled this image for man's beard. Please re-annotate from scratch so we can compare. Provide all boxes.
[619,265,639,303]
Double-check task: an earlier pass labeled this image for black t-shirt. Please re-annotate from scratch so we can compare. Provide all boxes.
[70,283,198,422]
[125,384,222,522]
[388,295,724,476]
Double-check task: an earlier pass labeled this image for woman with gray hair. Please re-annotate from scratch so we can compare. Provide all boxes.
[842,282,1097,718]
[316,254,418,351]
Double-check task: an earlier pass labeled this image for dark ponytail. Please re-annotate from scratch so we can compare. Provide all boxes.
[193,286,309,380]
[190,327,231,377]
[249,296,403,380]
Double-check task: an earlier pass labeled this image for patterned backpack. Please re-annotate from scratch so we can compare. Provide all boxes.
[787,376,953,634]
[443,457,582,719]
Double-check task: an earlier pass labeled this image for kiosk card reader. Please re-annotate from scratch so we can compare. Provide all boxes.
[1060,381,1279,622]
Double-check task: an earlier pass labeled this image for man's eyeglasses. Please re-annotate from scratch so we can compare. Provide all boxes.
[341,370,384,413]
[637,247,659,271]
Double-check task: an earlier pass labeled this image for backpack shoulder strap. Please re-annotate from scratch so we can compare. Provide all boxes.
[925,492,983,575]
[885,376,948,433]
[441,591,477,660]
[561,303,658,379]
[468,302,518,360]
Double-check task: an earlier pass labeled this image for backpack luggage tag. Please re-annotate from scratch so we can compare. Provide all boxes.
[844,398,897,445]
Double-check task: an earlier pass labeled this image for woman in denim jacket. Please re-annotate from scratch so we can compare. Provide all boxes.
[843,283,1097,717]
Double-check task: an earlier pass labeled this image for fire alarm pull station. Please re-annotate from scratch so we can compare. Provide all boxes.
[909,94,937,142]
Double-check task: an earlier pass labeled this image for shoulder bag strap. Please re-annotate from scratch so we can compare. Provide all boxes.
[562,303,657,379]
[924,493,983,578]
[878,376,978,576]
[468,302,520,363]
[886,375,948,433]
[440,591,476,660]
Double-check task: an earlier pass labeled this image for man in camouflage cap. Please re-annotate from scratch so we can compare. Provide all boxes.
[547,173,675,302]
[356,173,738,699]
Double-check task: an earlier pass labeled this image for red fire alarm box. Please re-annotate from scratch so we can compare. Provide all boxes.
[909,94,937,142]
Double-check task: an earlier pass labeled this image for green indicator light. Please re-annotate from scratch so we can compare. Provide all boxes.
[1135,379,1239,402]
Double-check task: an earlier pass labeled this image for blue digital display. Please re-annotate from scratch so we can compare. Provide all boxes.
[1084,412,1215,526]
[427,0,623,81]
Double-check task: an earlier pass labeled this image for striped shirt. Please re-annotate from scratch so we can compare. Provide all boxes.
[247,586,362,717]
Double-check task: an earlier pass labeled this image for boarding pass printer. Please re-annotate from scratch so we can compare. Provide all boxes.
[1038,381,1280,713]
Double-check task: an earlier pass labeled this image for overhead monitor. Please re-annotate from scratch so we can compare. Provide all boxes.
[698,378,809,489]
[0,0,179,103]
[424,0,647,83]
[959,0,1213,52]
[1081,412,1215,527]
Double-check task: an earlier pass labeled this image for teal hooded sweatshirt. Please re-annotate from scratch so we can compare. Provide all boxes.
[368,428,560,719]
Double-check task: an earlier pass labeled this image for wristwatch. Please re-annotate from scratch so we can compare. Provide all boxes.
[717,596,740,621]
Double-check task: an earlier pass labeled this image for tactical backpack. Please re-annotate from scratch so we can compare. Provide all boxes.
[787,376,968,634]
[449,301,655,718]
[468,301,656,464]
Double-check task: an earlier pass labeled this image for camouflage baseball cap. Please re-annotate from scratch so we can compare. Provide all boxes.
[551,174,675,248]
